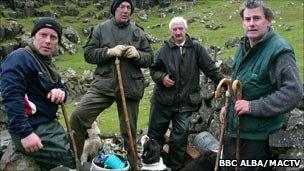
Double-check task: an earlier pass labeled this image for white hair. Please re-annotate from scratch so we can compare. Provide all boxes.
[169,16,187,30]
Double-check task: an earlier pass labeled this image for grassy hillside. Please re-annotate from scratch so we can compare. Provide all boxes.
[1,0,303,134]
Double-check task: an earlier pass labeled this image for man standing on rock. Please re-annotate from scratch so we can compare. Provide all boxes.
[220,0,303,170]
[148,16,223,171]
[69,0,153,168]
[0,17,74,170]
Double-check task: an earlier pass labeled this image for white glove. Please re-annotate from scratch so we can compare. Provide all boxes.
[125,46,140,60]
[106,45,128,58]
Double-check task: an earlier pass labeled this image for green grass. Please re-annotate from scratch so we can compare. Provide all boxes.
[1,0,303,134]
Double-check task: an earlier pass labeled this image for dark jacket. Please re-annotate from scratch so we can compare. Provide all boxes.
[227,29,303,140]
[83,18,153,100]
[0,48,67,138]
[151,35,223,112]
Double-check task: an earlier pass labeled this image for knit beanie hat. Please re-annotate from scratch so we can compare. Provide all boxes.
[31,17,62,43]
[110,0,134,16]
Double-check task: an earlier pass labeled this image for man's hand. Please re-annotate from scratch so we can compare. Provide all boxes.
[162,75,175,88]
[47,88,65,104]
[235,100,250,116]
[125,45,140,60]
[106,45,128,58]
[219,106,226,124]
[21,132,43,153]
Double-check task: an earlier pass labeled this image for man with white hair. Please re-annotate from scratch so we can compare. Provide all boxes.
[148,16,223,170]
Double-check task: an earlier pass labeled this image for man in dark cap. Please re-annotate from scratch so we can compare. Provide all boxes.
[0,17,74,170]
[69,0,153,169]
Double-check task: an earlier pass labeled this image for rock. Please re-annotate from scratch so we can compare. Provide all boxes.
[205,21,223,30]
[138,10,148,22]
[0,91,6,125]
[55,5,79,16]
[53,0,66,6]
[64,26,81,44]
[144,32,159,44]
[0,20,23,41]
[286,109,304,130]
[60,36,77,54]
[269,129,304,149]
[94,3,104,10]
[0,143,40,171]
[0,130,11,158]
[279,24,293,31]
[148,24,163,29]
[0,42,20,60]
[297,85,304,110]
[82,26,92,37]
[219,57,233,76]
[225,37,240,48]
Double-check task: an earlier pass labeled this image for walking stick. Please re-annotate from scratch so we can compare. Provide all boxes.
[61,104,80,170]
[232,80,242,171]
[115,57,139,171]
[214,78,232,171]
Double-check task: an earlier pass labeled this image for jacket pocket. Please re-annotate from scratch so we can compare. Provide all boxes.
[154,87,176,106]
[188,91,202,107]
[95,65,113,78]
[125,73,145,100]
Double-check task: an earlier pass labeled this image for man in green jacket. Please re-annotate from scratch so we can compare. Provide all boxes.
[69,0,153,168]
[220,1,303,171]
[148,16,223,171]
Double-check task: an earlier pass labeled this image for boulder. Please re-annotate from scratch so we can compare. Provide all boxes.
[0,143,40,171]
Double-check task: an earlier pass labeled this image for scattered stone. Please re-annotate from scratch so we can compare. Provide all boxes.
[144,32,159,44]
[138,10,148,22]
[205,21,223,30]
[148,24,163,29]
[225,37,240,48]
[60,36,77,54]
[82,26,92,37]
[64,26,81,44]
[287,1,296,6]
[279,24,293,31]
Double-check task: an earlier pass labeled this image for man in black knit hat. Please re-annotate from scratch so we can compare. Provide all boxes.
[69,0,153,169]
[1,17,74,170]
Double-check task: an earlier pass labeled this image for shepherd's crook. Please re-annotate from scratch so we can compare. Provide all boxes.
[115,57,138,171]
[214,78,232,171]
[232,80,242,171]
[61,104,80,170]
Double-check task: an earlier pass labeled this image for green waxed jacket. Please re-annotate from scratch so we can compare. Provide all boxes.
[227,29,294,140]
[83,18,153,100]
[151,35,223,113]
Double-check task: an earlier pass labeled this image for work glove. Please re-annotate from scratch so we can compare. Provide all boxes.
[106,45,128,58]
[125,45,140,60]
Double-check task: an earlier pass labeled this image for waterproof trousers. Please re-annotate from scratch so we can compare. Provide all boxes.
[10,120,74,171]
[147,103,192,170]
[222,137,271,171]
[69,90,139,167]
